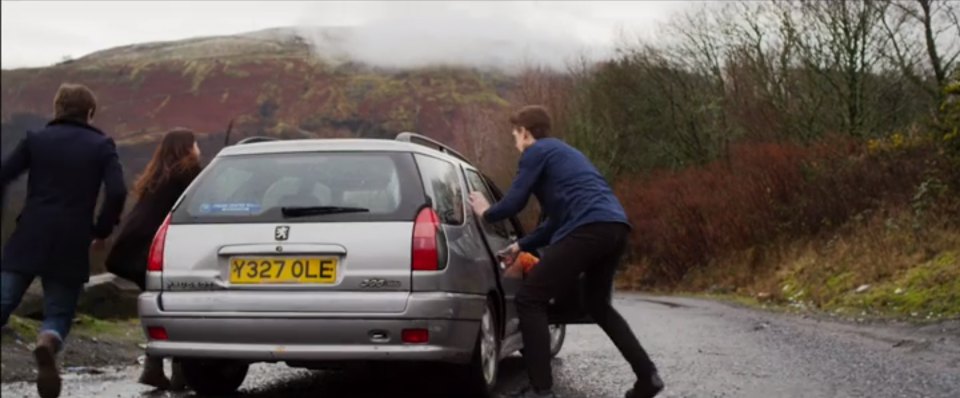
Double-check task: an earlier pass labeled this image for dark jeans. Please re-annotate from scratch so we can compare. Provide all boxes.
[517,222,658,391]
[1,271,83,347]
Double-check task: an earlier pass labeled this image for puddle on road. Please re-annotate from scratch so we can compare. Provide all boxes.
[1,366,157,398]
[625,297,692,309]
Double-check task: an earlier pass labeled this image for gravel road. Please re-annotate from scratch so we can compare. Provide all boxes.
[3,294,958,397]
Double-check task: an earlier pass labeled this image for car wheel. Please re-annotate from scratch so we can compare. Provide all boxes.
[180,358,249,396]
[549,324,566,357]
[462,299,500,397]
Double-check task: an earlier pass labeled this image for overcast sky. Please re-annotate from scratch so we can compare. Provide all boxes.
[1,1,694,70]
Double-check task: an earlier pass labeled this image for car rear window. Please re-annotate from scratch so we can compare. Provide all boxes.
[414,154,465,225]
[171,151,424,223]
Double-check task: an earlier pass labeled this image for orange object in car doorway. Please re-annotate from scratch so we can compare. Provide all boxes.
[515,252,540,274]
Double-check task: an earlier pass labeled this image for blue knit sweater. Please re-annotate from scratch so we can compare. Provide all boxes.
[484,138,630,252]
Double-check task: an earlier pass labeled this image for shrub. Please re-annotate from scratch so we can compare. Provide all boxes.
[617,137,936,285]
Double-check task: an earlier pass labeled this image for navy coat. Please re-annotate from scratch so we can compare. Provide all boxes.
[0,119,127,283]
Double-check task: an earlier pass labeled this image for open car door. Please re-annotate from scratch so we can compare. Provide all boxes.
[481,174,594,325]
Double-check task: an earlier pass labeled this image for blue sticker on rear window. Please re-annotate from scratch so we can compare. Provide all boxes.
[199,202,262,214]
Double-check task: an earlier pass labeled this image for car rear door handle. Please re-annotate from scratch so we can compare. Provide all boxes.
[218,244,347,255]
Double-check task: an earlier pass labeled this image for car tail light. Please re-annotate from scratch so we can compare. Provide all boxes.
[402,328,429,344]
[146,213,172,272]
[412,207,441,271]
[147,326,168,341]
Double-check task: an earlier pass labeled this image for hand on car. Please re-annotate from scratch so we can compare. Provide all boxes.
[497,243,520,264]
[468,192,490,218]
[498,243,523,279]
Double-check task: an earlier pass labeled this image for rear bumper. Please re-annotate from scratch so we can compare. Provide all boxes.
[138,292,484,364]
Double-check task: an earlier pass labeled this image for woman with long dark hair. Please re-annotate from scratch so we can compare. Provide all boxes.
[105,128,202,390]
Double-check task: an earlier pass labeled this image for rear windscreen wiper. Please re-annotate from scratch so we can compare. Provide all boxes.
[281,206,370,218]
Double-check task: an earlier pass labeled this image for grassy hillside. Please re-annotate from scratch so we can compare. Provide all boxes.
[1,28,515,153]
[611,129,959,321]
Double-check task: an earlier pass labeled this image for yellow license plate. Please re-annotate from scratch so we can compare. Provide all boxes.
[229,257,338,284]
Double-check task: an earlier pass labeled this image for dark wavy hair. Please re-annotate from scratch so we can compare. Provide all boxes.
[134,128,201,198]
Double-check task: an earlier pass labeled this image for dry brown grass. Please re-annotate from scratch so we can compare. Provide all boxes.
[619,205,960,320]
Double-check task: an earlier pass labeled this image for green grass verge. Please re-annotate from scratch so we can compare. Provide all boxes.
[828,251,959,320]
[2,315,143,344]
[667,251,959,323]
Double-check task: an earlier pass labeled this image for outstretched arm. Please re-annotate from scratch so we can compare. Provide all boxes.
[483,145,547,223]
[92,138,127,239]
[1,137,30,226]
[517,217,559,253]
[0,137,31,189]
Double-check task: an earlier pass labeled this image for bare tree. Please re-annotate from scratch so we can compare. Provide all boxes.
[539,0,947,180]
[881,0,960,102]
[785,0,890,136]
[721,1,818,140]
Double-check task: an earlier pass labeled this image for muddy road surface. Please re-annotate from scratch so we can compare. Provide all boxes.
[2,295,958,397]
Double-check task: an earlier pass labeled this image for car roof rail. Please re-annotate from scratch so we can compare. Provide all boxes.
[396,132,471,164]
[235,136,280,145]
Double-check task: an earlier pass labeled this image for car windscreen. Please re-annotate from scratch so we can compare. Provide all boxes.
[171,151,424,224]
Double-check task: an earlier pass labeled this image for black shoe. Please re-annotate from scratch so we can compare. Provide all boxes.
[625,372,664,398]
[503,385,558,398]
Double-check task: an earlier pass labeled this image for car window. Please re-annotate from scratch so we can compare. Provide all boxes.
[172,151,422,223]
[464,169,517,239]
[262,176,299,209]
[262,177,336,210]
[414,154,464,225]
[207,167,253,203]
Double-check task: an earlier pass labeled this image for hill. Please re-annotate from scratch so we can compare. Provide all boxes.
[1,27,528,254]
[1,27,516,155]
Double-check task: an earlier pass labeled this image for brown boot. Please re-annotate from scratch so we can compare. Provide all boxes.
[33,331,62,398]
[138,355,170,390]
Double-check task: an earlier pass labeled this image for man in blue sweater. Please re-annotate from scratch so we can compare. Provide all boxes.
[470,106,663,398]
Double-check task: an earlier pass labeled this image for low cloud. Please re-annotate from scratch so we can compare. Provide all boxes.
[294,1,685,72]
[2,1,689,70]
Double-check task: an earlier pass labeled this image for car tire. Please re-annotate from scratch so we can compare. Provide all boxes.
[461,299,500,397]
[549,324,566,358]
[180,358,249,396]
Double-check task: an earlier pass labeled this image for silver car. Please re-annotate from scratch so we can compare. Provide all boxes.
[138,133,574,396]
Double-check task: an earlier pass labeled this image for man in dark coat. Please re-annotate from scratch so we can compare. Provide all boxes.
[0,83,126,398]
